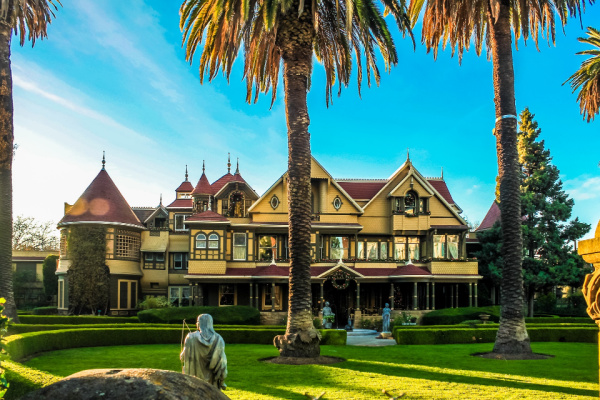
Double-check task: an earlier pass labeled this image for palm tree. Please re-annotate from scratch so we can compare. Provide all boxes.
[408,0,591,355]
[181,0,411,357]
[566,26,600,122]
[0,0,59,323]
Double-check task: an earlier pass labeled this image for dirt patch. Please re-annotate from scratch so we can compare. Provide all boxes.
[260,356,345,365]
[472,352,554,360]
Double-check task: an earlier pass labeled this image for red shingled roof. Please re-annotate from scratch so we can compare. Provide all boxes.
[337,181,386,200]
[58,169,143,228]
[211,173,234,193]
[428,179,455,205]
[191,173,215,196]
[476,202,501,231]
[176,181,194,192]
[166,199,193,209]
[253,264,290,277]
[186,210,230,223]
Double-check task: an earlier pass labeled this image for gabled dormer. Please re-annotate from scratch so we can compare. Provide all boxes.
[191,161,216,213]
[213,158,258,218]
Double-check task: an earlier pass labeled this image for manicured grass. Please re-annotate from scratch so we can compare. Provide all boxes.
[21,343,598,399]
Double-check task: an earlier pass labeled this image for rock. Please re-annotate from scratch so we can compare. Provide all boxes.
[21,368,230,400]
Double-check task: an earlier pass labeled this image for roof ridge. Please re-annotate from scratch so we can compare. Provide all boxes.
[336,178,388,182]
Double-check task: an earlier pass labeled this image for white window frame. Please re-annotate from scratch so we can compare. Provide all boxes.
[196,233,207,249]
[233,233,247,261]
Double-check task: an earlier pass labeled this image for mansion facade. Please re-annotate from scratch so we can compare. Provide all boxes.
[56,155,480,324]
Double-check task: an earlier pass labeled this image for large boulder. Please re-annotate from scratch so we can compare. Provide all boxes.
[21,368,230,400]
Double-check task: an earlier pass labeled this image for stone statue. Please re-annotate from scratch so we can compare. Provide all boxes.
[322,301,335,326]
[382,303,391,332]
[180,314,227,390]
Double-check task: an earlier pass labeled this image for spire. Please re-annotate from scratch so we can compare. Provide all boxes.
[406,148,410,162]
[102,151,106,170]
[202,160,205,174]
[159,193,163,206]
[227,153,231,174]
[235,157,239,174]
[185,165,188,182]
[441,167,444,179]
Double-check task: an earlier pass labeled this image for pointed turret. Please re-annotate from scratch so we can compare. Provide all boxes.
[58,169,143,229]
[176,165,194,193]
[191,161,215,196]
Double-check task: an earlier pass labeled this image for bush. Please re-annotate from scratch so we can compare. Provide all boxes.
[137,306,260,325]
[2,361,59,400]
[17,315,139,325]
[137,296,171,310]
[535,292,557,314]
[313,317,323,329]
[421,306,501,325]
[525,317,594,324]
[32,307,57,316]
[359,319,374,329]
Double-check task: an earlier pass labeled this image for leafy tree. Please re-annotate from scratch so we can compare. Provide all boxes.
[408,0,591,356]
[12,215,59,251]
[518,108,591,316]
[67,226,109,315]
[474,222,503,303]
[42,254,59,298]
[0,0,60,323]
[565,27,600,122]
[180,0,412,357]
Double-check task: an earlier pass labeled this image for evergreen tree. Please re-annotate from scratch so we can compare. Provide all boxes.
[477,109,591,315]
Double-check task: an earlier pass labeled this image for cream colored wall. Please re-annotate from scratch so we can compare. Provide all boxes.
[189,260,226,274]
[106,259,143,276]
[429,261,478,275]
[169,234,189,252]
[139,268,168,292]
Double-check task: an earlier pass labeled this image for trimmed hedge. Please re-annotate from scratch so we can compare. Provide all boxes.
[394,326,598,345]
[17,315,139,325]
[7,324,285,335]
[137,306,260,325]
[32,307,58,315]
[524,317,594,324]
[2,361,60,400]
[421,306,501,325]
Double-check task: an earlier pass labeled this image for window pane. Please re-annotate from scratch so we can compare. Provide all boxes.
[409,243,419,260]
[156,253,164,262]
[394,242,406,260]
[119,282,128,309]
[130,282,137,309]
[447,235,459,259]
[196,240,206,249]
[181,287,190,306]
[144,253,153,261]
[357,242,364,259]
[208,240,219,249]
[405,193,416,215]
[209,234,218,241]
[433,235,444,258]
[366,242,378,260]
[234,246,247,261]
[169,287,180,306]
[234,233,246,246]
[380,242,388,259]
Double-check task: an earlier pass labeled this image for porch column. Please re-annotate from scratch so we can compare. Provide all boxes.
[432,282,436,310]
[455,283,459,308]
[491,286,496,305]
[249,282,254,308]
[189,283,193,306]
[469,283,473,307]
[474,283,478,307]
[271,282,276,312]
[356,281,360,309]
[320,281,324,311]
[198,284,204,306]
[389,283,394,310]
[413,282,418,310]
[450,285,454,308]
[426,282,430,310]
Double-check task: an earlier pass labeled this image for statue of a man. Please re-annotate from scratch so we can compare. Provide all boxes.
[180,314,227,390]
[382,303,391,332]
[322,301,335,325]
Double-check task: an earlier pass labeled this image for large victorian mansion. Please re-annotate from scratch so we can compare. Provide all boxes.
[56,154,481,323]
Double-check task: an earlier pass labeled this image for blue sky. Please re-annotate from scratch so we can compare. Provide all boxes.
[11,1,600,239]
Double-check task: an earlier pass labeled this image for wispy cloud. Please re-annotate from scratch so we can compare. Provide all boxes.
[564,175,600,201]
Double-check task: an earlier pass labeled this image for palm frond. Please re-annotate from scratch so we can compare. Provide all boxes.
[2,0,60,47]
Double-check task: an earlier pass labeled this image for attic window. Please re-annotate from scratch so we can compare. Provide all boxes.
[405,192,416,215]
[333,196,342,211]
[270,195,280,210]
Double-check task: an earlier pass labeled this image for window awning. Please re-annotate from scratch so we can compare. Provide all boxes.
[140,234,168,252]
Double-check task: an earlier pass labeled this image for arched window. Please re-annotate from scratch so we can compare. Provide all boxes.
[195,233,207,249]
[404,192,417,215]
[208,233,219,249]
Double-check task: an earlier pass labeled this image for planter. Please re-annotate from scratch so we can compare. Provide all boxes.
[479,314,490,324]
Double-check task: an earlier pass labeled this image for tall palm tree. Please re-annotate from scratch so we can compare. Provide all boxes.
[566,26,600,122]
[408,0,592,355]
[0,0,59,323]
[181,0,411,357]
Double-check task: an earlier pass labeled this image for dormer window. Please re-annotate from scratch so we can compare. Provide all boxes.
[405,192,416,215]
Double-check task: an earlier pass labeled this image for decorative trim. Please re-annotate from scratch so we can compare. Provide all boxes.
[333,196,343,211]
[270,195,280,210]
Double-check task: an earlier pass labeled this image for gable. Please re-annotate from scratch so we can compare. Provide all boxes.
[388,174,433,198]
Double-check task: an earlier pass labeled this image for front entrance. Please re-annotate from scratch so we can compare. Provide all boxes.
[323,279,356,329]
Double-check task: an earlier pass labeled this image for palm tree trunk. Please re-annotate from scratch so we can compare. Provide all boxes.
[273,2,320,358]
[0,21,18,323]
[489,0,530,354]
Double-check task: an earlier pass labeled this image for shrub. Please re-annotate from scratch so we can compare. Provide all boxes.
[359,319,374,329]
[2,361,59,400]
[421,306,501,325]
[17,315,139,325]
[137,296,171,310]
[313,318,323,329]
[535,292,557,314]
[524,317,594,324]
[137,306,260,325]
[32,307,57,316]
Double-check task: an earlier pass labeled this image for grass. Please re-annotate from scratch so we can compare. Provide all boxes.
[20,342,598,399]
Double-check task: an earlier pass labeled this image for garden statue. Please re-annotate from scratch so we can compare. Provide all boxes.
[180,314,227,390]
[322,302,335,327]
[382,303,391,332]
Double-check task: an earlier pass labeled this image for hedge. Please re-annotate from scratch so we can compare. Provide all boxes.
[2,361,60,400]
[524,317,594,324]
[137,306,260,325]
[32,307,58,315]
[17,315,139,325]
[394,327,598,345]
[421,306,501,325]
[7,324,285,335]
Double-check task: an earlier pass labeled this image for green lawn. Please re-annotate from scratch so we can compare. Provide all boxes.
[23,343,598,399]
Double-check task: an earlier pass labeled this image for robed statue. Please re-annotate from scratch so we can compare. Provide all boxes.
[180,314,228,390]
[382,303,391,333]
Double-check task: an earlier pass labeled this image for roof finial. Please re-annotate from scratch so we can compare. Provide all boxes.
[441,167,444,179]
[202,160,205,174]
[102,151,106,170]
[159,193,163,206]
[227,153,231,174]
[185,165,188,181]
[235,157,239,174]
[406,148,410,161]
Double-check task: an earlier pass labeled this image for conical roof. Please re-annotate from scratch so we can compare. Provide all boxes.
[58,169,144,229]
[176,181,194,192]
[191,173,215,195]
